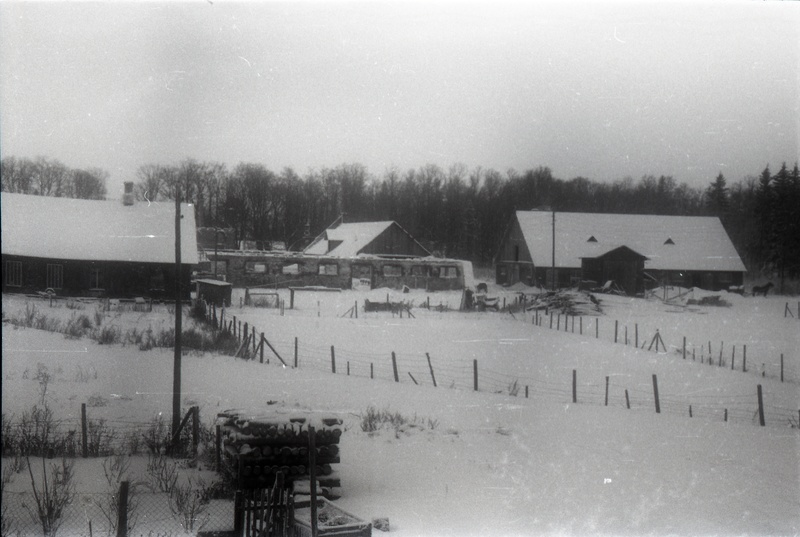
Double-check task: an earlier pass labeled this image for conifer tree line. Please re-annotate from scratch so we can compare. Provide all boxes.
[3,156,799,280]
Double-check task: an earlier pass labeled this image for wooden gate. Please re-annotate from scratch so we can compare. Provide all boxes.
[240,472,294,537]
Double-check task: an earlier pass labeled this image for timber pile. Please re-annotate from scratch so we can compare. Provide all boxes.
[525,290,603,316]
[363,299,413,316]
[218,410,343,492]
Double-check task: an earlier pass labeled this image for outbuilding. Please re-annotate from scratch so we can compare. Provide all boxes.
[194,278,232,307]
[495,210,746,293]
[1,190,198,298]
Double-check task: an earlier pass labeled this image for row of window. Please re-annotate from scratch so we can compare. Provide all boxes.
[4,261,102,289]
[242,260,459,279]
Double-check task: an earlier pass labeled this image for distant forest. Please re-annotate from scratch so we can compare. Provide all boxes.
[2,156,799,281]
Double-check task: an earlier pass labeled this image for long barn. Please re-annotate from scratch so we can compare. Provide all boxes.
[495,211,746,294]
[207,220,473,291]
[1,191,198,298]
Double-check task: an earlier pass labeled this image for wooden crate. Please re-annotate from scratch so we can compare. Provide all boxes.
[293,498,371,537]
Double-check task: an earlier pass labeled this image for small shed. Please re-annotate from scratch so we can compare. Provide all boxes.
[195,279,232,307]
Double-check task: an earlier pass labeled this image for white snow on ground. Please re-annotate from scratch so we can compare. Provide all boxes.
[2,286,799,536]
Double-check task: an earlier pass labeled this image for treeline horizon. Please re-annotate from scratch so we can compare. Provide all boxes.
[2,155,799,280]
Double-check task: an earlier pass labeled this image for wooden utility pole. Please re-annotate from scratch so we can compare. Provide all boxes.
[551,210,556,290]
[172,189,183,453]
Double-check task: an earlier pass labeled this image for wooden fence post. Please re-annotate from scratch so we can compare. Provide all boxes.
[426,353,437,387]
[260,334,265,364]
[308,426,318,537]
[614,320,618,343]
[116,481,129,537]
[473,359,478,391]
[81,403,88,458]
[625,389,630,409]
[330,346,336,374]
[190,406,199,457]
[347,361,350,376]
[689,405,692,418]
[731,346,735,370]
[294,337,299,368]
[595,318,599,339]
[572,369,577,403]
[391,352,399,382]
[682,336,686,360]
[652,374,660,414]
[743,345,747,372]
[757,385,765,426]
[233,490,243,535]
[525,385,529,398]
[370,363,374,380]
[215,424,222,471]
[605,376,609,406]
[780,354,784,382]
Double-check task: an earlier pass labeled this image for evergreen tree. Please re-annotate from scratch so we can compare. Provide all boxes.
[753,165,775,273]
[705,172,729,217]
[771,163,800,289]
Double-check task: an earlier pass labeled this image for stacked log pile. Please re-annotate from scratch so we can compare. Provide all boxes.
[218,410,343,491]
[525,290,603,316]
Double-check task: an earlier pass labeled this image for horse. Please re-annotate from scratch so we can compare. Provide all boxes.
[751,282,773,297]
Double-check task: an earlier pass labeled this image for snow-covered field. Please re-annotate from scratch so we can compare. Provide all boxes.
[2,285,799,536]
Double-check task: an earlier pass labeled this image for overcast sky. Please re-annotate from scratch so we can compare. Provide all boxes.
[1,0,798,198]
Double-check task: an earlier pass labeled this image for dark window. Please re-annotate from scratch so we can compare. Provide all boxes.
[5,261,22,287]
[410,265,428,277]
[318,263,339,276]
[438,266,459,279]
[46,264,64,290]
[90,268,103,289]
[282,263,302,275]
[245,261,267,273]
[382,265,403,277]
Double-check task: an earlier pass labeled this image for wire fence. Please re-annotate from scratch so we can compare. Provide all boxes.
[207,306,800,432]
[1,489,234,537]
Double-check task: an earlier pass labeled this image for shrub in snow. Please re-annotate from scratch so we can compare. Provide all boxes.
[94,325,120,345]
[146,452,179,495]
[64,313,92,339]
[96,455,141,536]
[360,406,439,438]
[25,456,76,537]
[168,477,210,533]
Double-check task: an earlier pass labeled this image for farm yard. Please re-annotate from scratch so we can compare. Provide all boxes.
[1,284,799,536]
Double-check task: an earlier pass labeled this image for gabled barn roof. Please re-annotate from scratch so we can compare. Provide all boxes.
[513,211,746,272]
[1,193,199,264]
[303,221,430,258]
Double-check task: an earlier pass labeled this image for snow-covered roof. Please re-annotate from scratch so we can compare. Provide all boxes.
[304,221,396,257]
[1,193,199,264]
[514,211,746,272]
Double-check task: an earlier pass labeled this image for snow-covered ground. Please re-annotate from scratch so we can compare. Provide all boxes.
[2,285,799,536]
